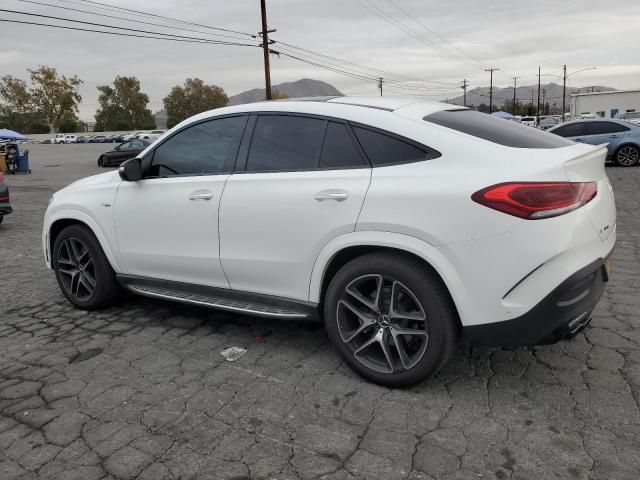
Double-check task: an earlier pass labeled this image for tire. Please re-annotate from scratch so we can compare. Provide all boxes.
[0,216,3,224]
[52,224,122,310]
[324,252,459,387]
[614,145,639,167]
[97,156,103,167]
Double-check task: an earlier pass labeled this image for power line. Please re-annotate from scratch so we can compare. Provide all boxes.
[383,0,486,68]
[0,9,257,44]
[0,17,258,47]
[70,0,255,36]
[14,0,251,41]
[276,52,382,82]
[354,0,458,59]
[274,42,459,86]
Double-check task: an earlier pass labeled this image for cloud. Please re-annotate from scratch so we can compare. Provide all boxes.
[2,0,639,120]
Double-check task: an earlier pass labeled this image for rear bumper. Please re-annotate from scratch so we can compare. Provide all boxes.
[464,255,610,346]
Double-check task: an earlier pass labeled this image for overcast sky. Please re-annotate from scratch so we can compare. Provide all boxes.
[3,0,640,120]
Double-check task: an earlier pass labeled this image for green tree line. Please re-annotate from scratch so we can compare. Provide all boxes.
[0,66,288,134]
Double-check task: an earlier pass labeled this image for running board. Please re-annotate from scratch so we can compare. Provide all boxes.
[120,277,314,320]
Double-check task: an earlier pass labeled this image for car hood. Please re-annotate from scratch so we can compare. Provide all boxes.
[63,170,120,191]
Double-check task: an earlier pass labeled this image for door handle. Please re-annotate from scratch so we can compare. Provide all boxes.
[314,189,348,201]
[574,138,584,142]
[189,190,214,201]
[608,135,620,138]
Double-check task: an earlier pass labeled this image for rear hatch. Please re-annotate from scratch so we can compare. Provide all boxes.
[563,144,616,241]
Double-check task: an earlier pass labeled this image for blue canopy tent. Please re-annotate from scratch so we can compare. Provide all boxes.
[0,129,26,141]
[491,111,516,120]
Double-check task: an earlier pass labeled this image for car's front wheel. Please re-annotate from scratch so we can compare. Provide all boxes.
[324,252,459,387]
[52,225,122,310]
[615,145,639,166]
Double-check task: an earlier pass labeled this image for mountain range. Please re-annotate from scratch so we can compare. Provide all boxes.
[444,82,616,108]
[228,79,616,109]
[228,78,343,105]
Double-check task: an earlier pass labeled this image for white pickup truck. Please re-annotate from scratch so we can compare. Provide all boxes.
[51,134,66,144]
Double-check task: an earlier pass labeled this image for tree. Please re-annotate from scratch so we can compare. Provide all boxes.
[0,75,37,133]
[29,66,82,132]
[94,76,156,131]
[163,78,228,128]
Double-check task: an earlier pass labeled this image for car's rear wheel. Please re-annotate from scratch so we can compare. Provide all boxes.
[52,225,122,310]
[97,156,103,167]
[324,252,459,387]
[615,145,639,166]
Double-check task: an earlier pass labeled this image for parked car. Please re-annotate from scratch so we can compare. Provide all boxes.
[519,116,537,127]
[64,135,78,144]
[614,111,640,125]
[40,139,52,144]
[98,139,151,167]
[90,135,107,143]
[548,118,640,166]
[75,136,89,143]
[121,132,138,141]
[43,97,616,386]
[537,117,560,130]
[51,134,66,144]
[0,173,12,224]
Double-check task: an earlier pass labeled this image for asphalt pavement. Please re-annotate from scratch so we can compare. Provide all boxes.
[0,144,639,480]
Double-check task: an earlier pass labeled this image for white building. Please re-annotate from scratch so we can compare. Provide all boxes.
[570,89,640,119]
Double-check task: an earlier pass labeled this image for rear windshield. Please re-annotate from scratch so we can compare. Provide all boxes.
[424,110,574,148]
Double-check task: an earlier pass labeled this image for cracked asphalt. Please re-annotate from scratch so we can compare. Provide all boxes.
[1,144,639,480]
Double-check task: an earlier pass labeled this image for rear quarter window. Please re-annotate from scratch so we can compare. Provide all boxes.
[424,110,574,148]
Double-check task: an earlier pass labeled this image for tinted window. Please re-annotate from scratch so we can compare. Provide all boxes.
[149,116,246,177]
[425,110,573,148]
[352,127,436,166]
[247,115,325,171]
[587,122,630,135]
[319,122,367,168]
[551,123,588,138]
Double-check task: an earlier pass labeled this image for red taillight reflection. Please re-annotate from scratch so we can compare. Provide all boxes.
[472,182,597,219]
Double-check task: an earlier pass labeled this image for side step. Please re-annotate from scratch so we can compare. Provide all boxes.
[123,281,311,319]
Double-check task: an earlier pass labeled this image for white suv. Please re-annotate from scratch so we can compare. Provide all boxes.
[43,97,616,386]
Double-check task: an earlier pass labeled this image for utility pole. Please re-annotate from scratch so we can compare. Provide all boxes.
[561,64,567,119]
[511,76,520,115]
[530,89,534,115]
[259,0,274,100]
[377,77,383,96]
[461,79,469,107]
[536,66,541,125]
[484,67,499,113]
[542,88,546,115]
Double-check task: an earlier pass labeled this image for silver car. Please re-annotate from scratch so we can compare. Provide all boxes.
[548,118,640,166]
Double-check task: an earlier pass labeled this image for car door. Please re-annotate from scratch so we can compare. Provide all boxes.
[109,141,132,164]
[582,121,630,157]
[219,114,372,301]
[550,122,589,142]
[114,115,248,287]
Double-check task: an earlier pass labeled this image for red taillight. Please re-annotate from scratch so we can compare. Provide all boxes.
[472,182,597,219]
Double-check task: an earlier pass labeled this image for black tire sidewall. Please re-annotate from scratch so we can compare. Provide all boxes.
[52,225,120,310]
[324,253,458,387]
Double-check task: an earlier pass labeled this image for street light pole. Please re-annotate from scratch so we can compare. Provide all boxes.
[562,64,567,119]
[536,66,541,126]
[511,76,520,115]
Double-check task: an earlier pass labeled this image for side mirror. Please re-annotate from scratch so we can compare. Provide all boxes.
[119,158,142,181]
